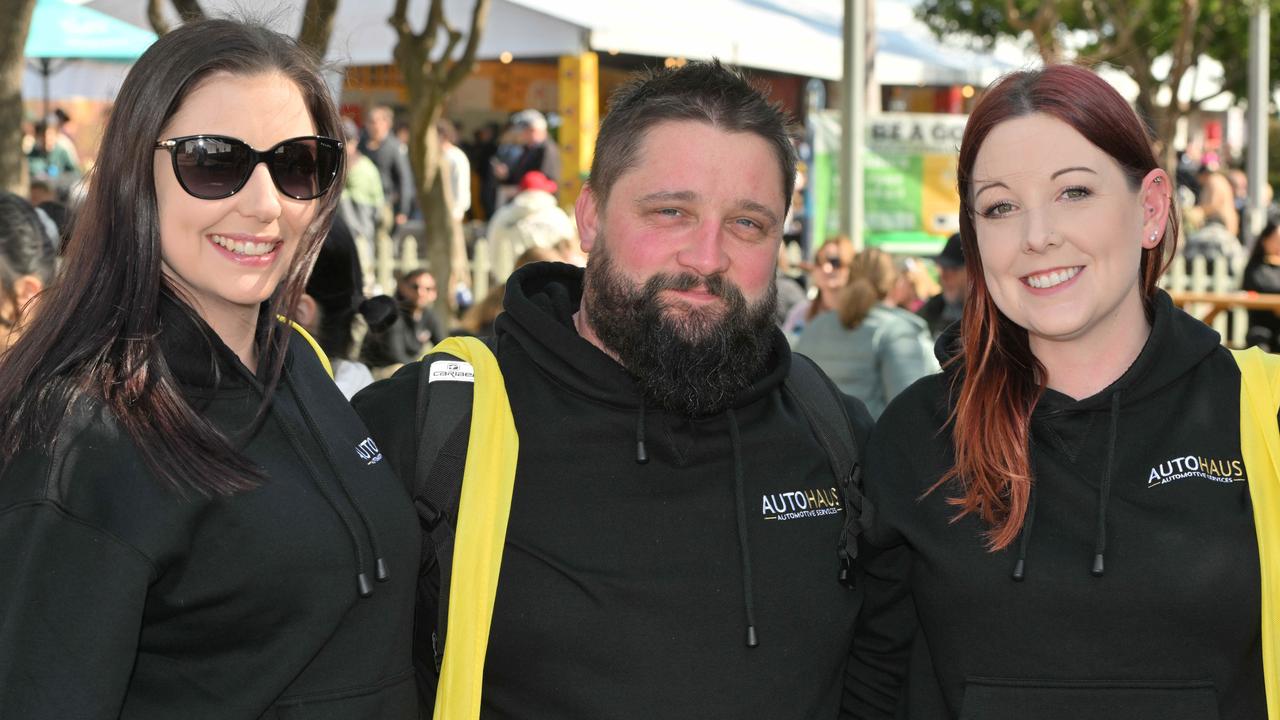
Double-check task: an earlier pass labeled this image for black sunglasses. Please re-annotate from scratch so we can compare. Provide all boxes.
[819,255,844,269]
[154,134,343,201]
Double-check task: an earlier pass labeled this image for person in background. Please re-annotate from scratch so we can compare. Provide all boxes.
[362,267,446,370]
[0,19,419,718]
[0,192,56,354]
[27,179,55,207]
[359,105,414,228]
[493,109,560,193]
[437,118,471,222]
[917,232,967,337]
[795,247,937,418]
[782,234,855,338]
[486,170,577,278]
[338,117,385,253]
[774,243,808,327]
[850,64,1268,720]
[297,214,397,398]
[1242,220,1280,350]
[51,108,82,168]
[26,120,81,194]
[463,122,500,219]
[455,245,564,338]
[888,256,939,313]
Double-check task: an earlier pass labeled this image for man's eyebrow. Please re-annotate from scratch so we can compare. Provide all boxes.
[635,190,698,205]
[1051,166,1097,180]
[737,199,781,226]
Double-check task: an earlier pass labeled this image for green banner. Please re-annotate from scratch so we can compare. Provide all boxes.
[810,111,967,255]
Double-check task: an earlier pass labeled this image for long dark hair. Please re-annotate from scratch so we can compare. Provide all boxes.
[0,191,56,329]
[938,65,1178,550]
[0,20,344,496]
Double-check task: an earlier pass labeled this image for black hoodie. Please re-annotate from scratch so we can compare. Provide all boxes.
[353,262,875,719]
[847,291,1266,719]
[0,298,420,718]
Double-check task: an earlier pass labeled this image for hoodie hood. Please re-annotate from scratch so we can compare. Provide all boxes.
[933,290,1220,411]
[935,289,1223,580]
[495,261,793,413]
[157,291,285,392]
[495,259,802,647]
[156,291,392,599]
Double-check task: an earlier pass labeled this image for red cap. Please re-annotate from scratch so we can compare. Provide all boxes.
[519,171,557,194]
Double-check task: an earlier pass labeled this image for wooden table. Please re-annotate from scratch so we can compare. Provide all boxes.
[1168,291,1280,325]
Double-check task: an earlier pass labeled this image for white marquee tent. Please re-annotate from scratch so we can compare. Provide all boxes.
[78,0,1015,86]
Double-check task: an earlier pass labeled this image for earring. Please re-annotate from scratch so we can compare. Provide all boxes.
[1149,231,1159,242]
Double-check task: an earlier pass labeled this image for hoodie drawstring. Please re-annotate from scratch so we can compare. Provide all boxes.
[633,402,757,646]
[1011,479,1037,582]
[727,409,759,648]
[281,371,388,597]
[635,397,649,464]
[1016,391,1122,583]
[1092,392,1122,577]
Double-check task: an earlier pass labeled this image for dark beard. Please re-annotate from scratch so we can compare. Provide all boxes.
[583,243,778,416]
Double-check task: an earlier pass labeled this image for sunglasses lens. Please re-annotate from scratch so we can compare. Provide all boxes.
[271,138,340,200]
[174,137,251,199]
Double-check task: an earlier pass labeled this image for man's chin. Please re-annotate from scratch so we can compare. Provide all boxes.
[661,303,729,340]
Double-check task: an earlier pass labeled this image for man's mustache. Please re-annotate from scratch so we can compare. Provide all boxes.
[646,272,731,299]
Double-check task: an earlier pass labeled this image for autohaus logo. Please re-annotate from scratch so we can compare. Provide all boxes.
[1147,454,1245,488]
[356,437,383,465]
[761,487,843,521]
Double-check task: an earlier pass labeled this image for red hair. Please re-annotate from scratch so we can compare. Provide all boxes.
[936,65,1178,550]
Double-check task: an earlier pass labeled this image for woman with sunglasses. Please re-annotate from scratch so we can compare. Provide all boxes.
[0,20,418,718]
[782,234,856,339]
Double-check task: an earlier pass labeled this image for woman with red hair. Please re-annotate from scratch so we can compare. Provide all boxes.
[848,65,1272,719]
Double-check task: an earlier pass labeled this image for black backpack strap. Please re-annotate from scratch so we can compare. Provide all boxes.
[411,336,500,677]
[784,353,867,589]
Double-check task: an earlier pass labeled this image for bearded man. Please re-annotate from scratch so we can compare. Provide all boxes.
[354,60,875,719]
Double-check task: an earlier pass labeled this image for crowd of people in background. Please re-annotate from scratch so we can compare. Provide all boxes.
[11,67,1280,424]
[2,24,1278,718]
[9,98,586,377]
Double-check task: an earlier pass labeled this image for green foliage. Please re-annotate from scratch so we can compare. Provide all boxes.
[915,0,1280,103]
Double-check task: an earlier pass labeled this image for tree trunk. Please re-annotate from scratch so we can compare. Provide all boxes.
[407,99,463,320]
[391,0,490,323]
[0,0,37,196]
[297,0,340,61]
[422,164,466,320]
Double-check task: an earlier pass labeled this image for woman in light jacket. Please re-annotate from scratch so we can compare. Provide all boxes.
[795,247,938,418]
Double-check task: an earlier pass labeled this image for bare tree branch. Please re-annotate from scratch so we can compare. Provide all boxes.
[390,0,492,320]
[147,0,171,35]
[390,0,412,38]
[424,0,443,51]
[169,0,205,22]
[297,0,340,60]
[1188,85,1232,107]
[444,0,490,89]
[1004,0,1031,32]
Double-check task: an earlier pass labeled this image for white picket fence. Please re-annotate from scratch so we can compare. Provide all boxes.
[362,221,494,302]
[365,228,1245,346]
[1159,254,1247,347]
